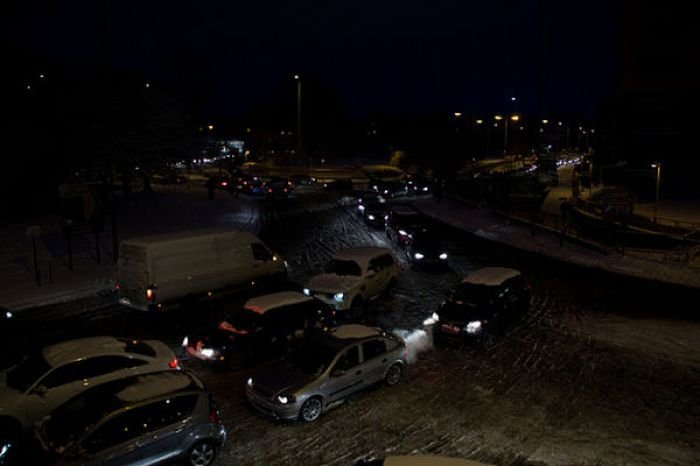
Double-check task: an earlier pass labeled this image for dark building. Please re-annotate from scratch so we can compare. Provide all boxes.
[599,2,700,197]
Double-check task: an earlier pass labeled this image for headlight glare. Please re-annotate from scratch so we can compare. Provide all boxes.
[414,253,424,260]
[302,288,311,296]
[334,292,344,302]
[466,321,482,334]
[439,253,448,260]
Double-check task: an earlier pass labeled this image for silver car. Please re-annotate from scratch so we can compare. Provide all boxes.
[246,324,407,422]
[29,371,226,466]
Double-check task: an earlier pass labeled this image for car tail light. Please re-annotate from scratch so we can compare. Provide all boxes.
[146,288,155,301]
[168,357,179,369]
[115,283,121,291]
[221,181,228,187]
[208,395,220,423]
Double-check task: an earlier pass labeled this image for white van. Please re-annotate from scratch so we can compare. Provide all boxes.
[116,230,286,311]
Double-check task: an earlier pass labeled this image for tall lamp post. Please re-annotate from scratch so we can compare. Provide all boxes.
[294,74,302,166]
[651,162,661,223]
[494,114,520,168]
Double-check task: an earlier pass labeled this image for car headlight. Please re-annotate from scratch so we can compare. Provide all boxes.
[414,253,424,260]
[439,253,448,260]
[334,292,344,302]
[200,348,216,358]
[422,186,429,191]
[398,229,408,236]
[466,321,482,334]
[277,394,295,404]
[181,336,189,347]
[368,214,375,220]
[303,288,311,296]
[358,205,365,212]
[247,377,254,388]
[423,311,440,326]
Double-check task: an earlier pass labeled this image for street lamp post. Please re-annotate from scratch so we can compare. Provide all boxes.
[294,74,302,166]
[651,163,661,223]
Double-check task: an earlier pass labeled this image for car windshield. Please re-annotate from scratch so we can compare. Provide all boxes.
[324,259,362,276]
[412,234,443,251]
[224,308,263,331]
[42,380,130,452]
[452,282,497,305]
[285,340,338,376]
[5,352,51,391]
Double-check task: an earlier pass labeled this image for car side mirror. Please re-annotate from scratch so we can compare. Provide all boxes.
[32,385,48,397]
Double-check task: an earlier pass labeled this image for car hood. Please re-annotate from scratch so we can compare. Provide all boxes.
[253,363,316,397]
[307,274,361,294]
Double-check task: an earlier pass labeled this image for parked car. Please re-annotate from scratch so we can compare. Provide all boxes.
[372,179,407,198]
[430,267,530,348]
[355,190,382,210]
[361,200,388,228]
[263,177,292,199]
[117,230,287,311]
[0,337,179,436]
[303,248,399,318]
[246,324,407,422]
[385,205,428,247]
[405,175,432,194]
[28,371,225,466]
[406,228,449,268]
[183,291,337,368]
[208,175,232,190]
[290,174,317,186]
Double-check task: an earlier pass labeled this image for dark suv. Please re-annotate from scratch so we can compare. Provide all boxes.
[184,291,337,368]
[431,267,530,348]
[385,205,428,247]
[28,371,225,466]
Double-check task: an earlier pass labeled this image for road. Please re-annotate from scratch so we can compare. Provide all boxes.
[5,193,700,466]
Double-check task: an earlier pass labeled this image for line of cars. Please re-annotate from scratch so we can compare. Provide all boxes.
[0,337,226,466]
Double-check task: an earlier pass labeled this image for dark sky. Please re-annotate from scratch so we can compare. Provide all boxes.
[3,0,619,118]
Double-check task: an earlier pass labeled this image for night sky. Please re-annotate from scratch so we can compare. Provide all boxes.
[3,0,619,117]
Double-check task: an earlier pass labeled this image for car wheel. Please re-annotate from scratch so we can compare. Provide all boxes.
[188,440,217,466]
[299,396,323,422]
[384,363,403,386]
[350,297,364,319]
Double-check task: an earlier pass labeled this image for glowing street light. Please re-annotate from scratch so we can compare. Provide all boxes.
[475,119,484,125]
[454,112,462,118]
[207,124,214,131]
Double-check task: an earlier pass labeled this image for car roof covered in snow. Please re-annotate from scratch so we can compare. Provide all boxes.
[244,291,312,314]
[462,267,521,286]
[332,247,392,270]
[42,336,135,366]
[327,324,382,340]
[115,371,198,403]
